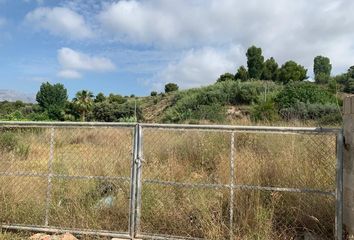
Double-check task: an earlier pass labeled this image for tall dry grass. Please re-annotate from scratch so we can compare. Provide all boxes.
[0,126,337,239]
[140,129,336,239]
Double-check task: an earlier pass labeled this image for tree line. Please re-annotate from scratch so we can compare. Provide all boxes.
[27,81,180,122]
[217,45,354,93]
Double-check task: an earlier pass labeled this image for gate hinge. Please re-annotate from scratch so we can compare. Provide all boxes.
[135,157,145,164]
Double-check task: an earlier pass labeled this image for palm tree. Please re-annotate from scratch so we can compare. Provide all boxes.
[73,90,94,121]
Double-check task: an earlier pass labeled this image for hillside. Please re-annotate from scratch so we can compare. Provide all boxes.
[0,79,343,125]
[134,80,342,126]
[138,93,178,123]
[137,93,251,124]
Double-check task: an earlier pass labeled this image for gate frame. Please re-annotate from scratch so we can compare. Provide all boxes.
[0,121,344,240]
[133,123,344,240]
[0,121,136,240]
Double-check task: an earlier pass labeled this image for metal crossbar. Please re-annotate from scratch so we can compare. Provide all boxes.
[0,122,343,240]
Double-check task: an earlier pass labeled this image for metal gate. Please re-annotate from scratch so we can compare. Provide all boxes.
[0,122,343,239]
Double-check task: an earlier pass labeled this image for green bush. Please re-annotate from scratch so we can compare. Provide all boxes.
[216,72,235,82]
[279,102,342,124]
[192,104,225,123]
[251,100,279,122]
[119,116,137,122]
[0,132,18,152]
[162,81,281,123]
[28,112,50,121]
[4,110,25,121]
[318,112,343,125]
[165,83,179,93]
[93,101,142,122]
[275,81,337,109]
[0,131,30,159]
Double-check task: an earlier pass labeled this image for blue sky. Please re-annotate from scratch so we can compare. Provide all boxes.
[1,0,354,99]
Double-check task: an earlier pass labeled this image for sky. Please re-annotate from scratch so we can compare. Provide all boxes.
[0,0,354,98]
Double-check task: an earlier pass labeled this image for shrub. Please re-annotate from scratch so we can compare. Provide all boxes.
[165,83,179,93]
[93,101,142,122]
[0,131,30,159]
[275,81,337,109]
[4,110,25,121]
[108,94,127,104]
[216,72,235,82]
[162,80,281,123]
[251,100,279,122]
[223,80,280,105]
[279,102,342,124]
[318,112,342,125]
[192,104,225,123]
[231,82,260,104]
[28,112,50,121]
[0,132,18,152]
[150,91,158,96]
[119,116,137,122]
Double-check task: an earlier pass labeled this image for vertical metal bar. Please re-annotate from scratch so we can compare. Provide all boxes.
[129,125,139,238]
[229,132,235,240]
[45,127,55,226]
[335,130,344,240]
[134,124,143,235]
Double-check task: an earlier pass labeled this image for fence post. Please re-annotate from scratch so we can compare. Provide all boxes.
[343,96,354,238]
[44,127,55,226]
[129,124,139,238]
[134,124,143,236]
[129,124,143,239]
[229,132,235,240]
[336,130,344,240]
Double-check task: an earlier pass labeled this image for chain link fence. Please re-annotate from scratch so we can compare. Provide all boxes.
[136,124,343,240]
[0,122,343,239]
[0,122,135,239]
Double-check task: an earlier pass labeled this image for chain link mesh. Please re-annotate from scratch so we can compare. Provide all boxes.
[0,125,134,234]
[140,184,230,239]
[139,128,338,239]
[0,127,51,174]
[142,129,231,185]
[0,176,47,225]
[49,178,131,232]
[0,124,340,239]
[53,127,133,177]
[234,132,336,191]
[232,189,334,240]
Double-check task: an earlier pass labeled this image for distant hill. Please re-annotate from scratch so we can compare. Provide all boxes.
[0,90,36,103]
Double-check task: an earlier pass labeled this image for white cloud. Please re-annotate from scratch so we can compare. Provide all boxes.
[150,45,244,89]
[57,47,116,79]
[58,47,116,71]
[98,1,179,45]
[98,0,354,47]
[25,7,93,40]
[57,70,81,79]
[98,0,354,78]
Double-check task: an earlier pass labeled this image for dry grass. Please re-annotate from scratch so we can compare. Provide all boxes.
[0,124,337,239]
